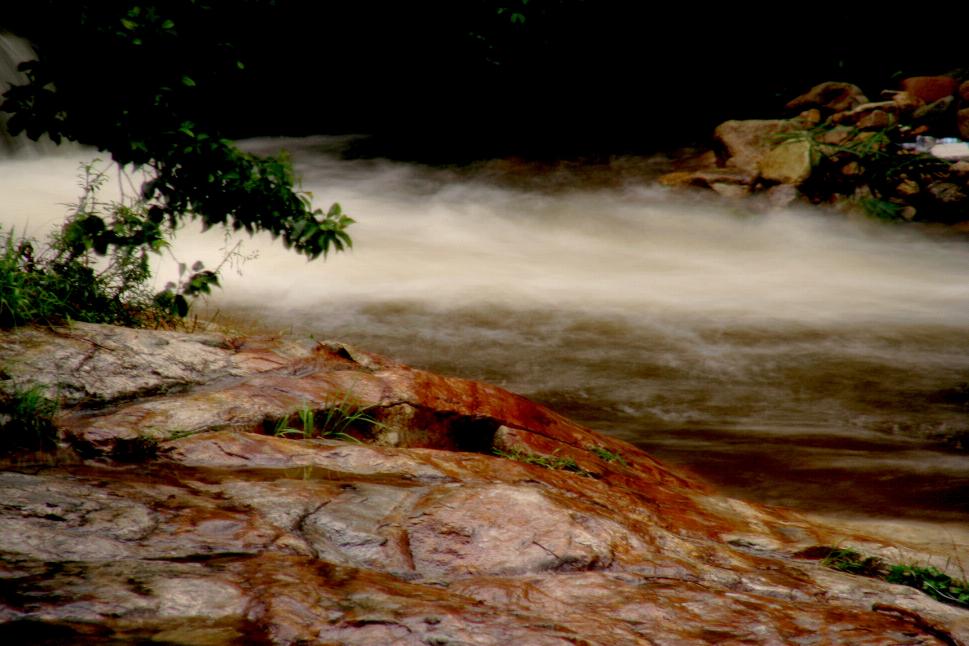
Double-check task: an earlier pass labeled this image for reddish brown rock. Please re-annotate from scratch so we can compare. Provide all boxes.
[785,81,868,114]
[797,108,822,126]
[901,75,958,104]
[1,323,967,644]
[891,90,924,114]
[959,107,969,140]
[856,108,894,130]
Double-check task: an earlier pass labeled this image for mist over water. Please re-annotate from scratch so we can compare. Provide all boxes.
[3,136,968,523]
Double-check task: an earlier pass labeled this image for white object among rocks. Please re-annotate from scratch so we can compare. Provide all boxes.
[930,141,969,160]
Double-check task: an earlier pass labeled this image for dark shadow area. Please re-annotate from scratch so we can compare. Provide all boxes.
[4,2,966,162]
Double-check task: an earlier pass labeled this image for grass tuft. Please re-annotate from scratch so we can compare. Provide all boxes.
[588,444,627,465]
[273,393,378,443]
[493,447,595,478]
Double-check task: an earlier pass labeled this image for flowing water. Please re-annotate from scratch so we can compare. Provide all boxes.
[3,129,969,529]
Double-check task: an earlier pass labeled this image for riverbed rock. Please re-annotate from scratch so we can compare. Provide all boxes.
[785,81,868,114]
[958,107,969,140]
[914,95,956,124]
[1,322,967,644]
[658,167,756,190]
[901,75,958,104]
[759,139,813,185]
[713,119,798,175]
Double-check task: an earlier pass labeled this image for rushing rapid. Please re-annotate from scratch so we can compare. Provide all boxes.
[3,134,968,524]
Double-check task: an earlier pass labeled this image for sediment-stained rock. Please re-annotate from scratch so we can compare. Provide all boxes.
[0,323,967,644]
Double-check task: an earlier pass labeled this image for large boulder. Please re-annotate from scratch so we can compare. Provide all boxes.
[901,75,958,104]
[0,323,967,644]
[713,119,799,175]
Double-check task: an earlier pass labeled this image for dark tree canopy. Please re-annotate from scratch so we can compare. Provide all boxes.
[2,0,352,265]
[4,1,966,160]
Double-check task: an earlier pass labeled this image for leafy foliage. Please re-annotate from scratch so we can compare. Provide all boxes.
[817,547,969,609]
[1,1,352,318]
[887,564,969,609]
[780,123,958,221]
[0,159,244,327]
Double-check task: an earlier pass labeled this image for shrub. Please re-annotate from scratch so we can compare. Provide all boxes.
[0,160,257,327]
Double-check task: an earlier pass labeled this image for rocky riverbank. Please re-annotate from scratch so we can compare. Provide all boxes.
[661,76,969,224]
[0,322,966,644]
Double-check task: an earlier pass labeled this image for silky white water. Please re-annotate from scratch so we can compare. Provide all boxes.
[2,135,968,522]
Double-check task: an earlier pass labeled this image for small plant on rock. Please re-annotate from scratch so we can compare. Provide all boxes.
[588,444,627,465]
[0,383,59,452]
[820,547,885,577]
[493,447,595,478]
[273,394,378,443]
[887,564,969,609]
[817,546,969,610]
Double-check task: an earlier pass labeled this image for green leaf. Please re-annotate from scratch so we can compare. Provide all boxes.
[161,19,174,29]
[174,294,188,317]
[180,75,196,87]
[121,18,138,30]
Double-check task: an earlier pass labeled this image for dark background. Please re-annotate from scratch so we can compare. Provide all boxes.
[4,1,968,160]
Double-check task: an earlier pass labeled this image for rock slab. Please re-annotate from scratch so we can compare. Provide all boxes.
[0,323,966,645]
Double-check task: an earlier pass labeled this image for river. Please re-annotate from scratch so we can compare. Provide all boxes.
[3,133,969,534]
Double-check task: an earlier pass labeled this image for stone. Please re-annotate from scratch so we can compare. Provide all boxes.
[765,183,800,208]
[930,141,969,161]
[958,107,969,140]
[817,125,854,146]
[714,119,799,175]
[901,75,958,104]
[927,181,967,205]
[670,149,718,171]
[797,108,822,126]
[856,108,893,130]
[950,160,969,175]
[1,323,968,644]
[913,95,955,121]
[896,179,920,196]
[831,101,898,127]
[709,182,749,199]
[759,139,813,185]
[841,161,861,177]
[785,81,868,114]
[891,91,923,114]
[659,167,756,190]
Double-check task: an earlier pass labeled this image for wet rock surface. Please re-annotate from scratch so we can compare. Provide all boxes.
[1,323,967,644]
[663,74,969,224]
